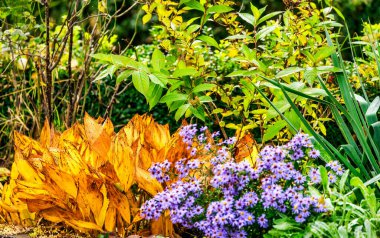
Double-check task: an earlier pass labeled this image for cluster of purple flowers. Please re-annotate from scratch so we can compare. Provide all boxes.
[148,160,171,183]
[211,161,259,196]
[174,158,201,179]
[141,126,343,238]
[140,180,203,228]
[253,133,335,224]
[179,124,198,147]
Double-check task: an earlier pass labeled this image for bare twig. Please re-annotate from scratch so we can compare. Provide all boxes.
[44,0,53,123]
[103,84,120,118]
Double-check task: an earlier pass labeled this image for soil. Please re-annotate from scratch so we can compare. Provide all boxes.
[0,224,170,238]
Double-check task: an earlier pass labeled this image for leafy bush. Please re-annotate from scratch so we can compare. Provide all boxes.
[97,0,377,146]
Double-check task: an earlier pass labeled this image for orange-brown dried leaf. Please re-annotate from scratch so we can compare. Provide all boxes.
[104,205,116,232]
[43,165,78,199]
[14,152,43,185]
[151,210,173,237]
[112,135,135,192]
[135,167,163,196]
[234,133,258,166]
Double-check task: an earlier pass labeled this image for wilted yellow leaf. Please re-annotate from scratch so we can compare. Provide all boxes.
[135,167,163,196]
[151,210,173,237]
[1,113,185,235]
[104,205,116,231]
[44,165,78,199]
[14,153,43,185]
[234,133,258,167]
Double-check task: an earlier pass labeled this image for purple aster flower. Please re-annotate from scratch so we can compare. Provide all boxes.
[224,137,237,145]
[211,131,220,138]
[187,159,201,169]
[290,149,305,160]
[328,172,337,183]
[231,230,247,238]
[258,214,269,228]
[198,133,206,143]
[148,160,172,183]
[204,143,211,151]
[309,168,321,184]
[200,126,208,132]
[314,200,328,213]
[277,203,287,212]
[293,172,306,184]
[295,213,306,223]
[241,191,259,207]
[326,161,339,170]
[273,147,287,161]
[190,147,197,156]
[308,149,320,158]
[327,160,344,176]
[179,124,197,146]
[334,165,344,176]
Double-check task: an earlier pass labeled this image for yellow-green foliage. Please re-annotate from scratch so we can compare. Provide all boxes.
[132,0,340,143]
[97,0,377,145]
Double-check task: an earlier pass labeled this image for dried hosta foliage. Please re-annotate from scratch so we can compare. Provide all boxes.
[0,114,190,236]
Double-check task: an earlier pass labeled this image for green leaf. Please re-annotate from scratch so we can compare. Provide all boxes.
[238,13,255,26]
[284,110,301,134]
[272,220,302,231]
[197,35,220,49]
[173,67,197,77]
[187,24,200,33]
[192,83,215,93]
[339,170,350,193]
[304,67,318,86]
[169,100,185,112]
[92,54,139,69]
[256,25,278,41]
[190,105,205,121]
[316,66,342,73]
[147,83,163,110]
[153,72,169,85]
[300,88,327,97]
[175,104,190,121]
[275,67,304,78]
[350,177,377,216]
[149,74,166,88]
[354,94,369,113]
[185,0,205,12]
[151,48,165,72]
[267,100,291,120]
[371,121,380,151]
[206,5,233,14]
[160,93,188,103]
[263,120,287,142]
[257,11,283,25]
[198,95,213,102]
[116,70,133,84]
[250,3,260,22]
[132,71,150,96]
[319,166,329,194]
[94,69,110,82]
[226,70,259,77]
[333,7,345,21]
[314,46,336,63]
[225,34,253,40]
[365,96,380,125]
[169,80,185,91]
[107,65,117,76]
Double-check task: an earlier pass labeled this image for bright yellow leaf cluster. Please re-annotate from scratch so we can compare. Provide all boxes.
[0,114,190,236]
